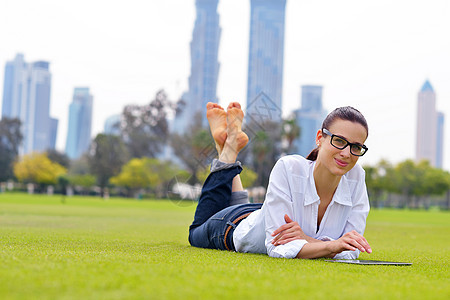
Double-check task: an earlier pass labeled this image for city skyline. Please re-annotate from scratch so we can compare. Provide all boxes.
[0,0,449,170]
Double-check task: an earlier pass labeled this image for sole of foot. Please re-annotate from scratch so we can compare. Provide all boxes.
[227,102,248,153]
[206,102,227,154]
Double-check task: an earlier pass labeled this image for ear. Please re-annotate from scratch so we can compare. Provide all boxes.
[315,129,324,146]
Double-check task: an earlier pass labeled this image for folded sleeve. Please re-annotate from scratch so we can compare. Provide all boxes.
[264,159,307,259]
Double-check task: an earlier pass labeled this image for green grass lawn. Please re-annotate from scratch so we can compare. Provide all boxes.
[0,193,449,299]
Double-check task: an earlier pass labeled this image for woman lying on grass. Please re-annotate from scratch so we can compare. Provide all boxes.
[189,102,372,259]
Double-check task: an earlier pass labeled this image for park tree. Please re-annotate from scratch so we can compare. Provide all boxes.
[120,89,175,158]
[88,134,129,197]
[110,158,155,197]
[66,154,96,195]
[69,154,91,175]
[146,159,184,198]
[110,157,182,198]
[422,165,450,196]
[281,115,300,155]
[68,174,97,195]
[13,152,67,192]
[412,160,450,207]
[245,120,282,188]
[370,159,450,208]
[46,149,70,168]
[363,160,395,207]
[0,117,22,182]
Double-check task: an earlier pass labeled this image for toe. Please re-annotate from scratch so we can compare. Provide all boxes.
[227,102,241,110]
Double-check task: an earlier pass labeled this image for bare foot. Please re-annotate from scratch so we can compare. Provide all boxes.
[206,102,227,155]
[225,102,249,154]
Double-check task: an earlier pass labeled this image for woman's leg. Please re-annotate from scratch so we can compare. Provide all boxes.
[189,164,243,230]
[189,202,262,250]
[189,103,253,249]
[207,102,247,196]
[190,102,248,230]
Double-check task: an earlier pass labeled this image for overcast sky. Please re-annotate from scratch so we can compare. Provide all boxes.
[1,0,449,170]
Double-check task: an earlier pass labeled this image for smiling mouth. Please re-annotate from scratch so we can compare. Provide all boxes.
[334,158,349,167]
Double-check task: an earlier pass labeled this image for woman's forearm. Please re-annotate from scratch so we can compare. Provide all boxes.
[296,241,335,259]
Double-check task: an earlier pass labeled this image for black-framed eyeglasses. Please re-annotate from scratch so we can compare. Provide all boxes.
[322,128,368,157]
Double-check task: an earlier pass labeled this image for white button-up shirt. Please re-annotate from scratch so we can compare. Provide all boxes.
[233,155,370,259]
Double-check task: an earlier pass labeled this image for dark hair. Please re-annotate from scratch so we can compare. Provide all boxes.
[306,106,369,161]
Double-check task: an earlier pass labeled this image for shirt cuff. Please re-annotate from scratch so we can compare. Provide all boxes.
[267,239,308,259]
[333,249,360,260]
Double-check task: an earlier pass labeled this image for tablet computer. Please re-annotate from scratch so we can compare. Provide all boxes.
[325,259,412,266]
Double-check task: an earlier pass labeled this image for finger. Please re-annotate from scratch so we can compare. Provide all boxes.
[273,231,301,245]
[271,231,288,244]
[271,234,280,244]
[284,214,293,223]
[349,232,372,253]
[339,239,357,252]
[360,237,372,253]
[275,237,302,245]
[346,238,366,253]
[271,236,279,244]
[271,222,295,236]
[272,231,290,245]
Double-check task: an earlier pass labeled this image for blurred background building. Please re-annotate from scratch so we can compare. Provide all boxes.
[436,112,445,168]
[173,0,221,133]
[292,85,327,157]
[246,0,287,123]
[1,53,58,155]
[416,80,445,168]
[104,114,121,136]
[65,87,93,159]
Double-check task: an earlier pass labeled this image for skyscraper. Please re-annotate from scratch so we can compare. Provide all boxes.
[246,0,287,123]
[436,112,445,169]
[173,0,221,132]
[1,53,58,154]
[292,85,327,157]
[65,88,93,159]
[416,80,445,168]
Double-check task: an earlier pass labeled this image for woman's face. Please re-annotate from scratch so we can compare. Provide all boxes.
[316,119,368,177]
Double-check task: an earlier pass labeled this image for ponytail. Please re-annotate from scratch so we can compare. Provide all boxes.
[306,147,319,161]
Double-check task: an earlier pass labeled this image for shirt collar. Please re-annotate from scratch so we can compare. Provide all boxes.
[304,161,353,207]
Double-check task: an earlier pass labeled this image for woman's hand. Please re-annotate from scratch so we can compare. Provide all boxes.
[271,214,307,246]
[328,230,372,254]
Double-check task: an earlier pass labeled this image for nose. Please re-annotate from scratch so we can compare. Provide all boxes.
[340,145,351,158]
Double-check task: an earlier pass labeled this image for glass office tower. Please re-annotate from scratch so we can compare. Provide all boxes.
[1,54,57,154]
[65,88,93,159]
[246,0,287,124]
[173,0,221,133]
[293,85,327,157]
